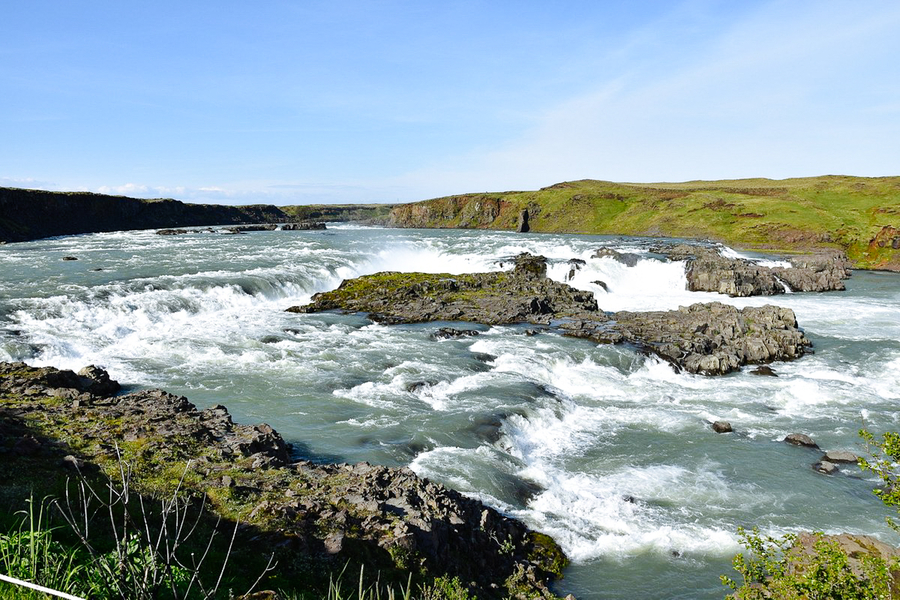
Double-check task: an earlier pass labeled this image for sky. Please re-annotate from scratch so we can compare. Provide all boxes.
[2,1,899,206]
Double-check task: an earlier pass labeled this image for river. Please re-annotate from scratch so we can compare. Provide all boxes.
[2,225,899,599]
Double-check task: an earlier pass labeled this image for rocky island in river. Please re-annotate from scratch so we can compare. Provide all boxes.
[290,252,813,376]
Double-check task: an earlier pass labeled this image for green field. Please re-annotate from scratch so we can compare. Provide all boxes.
[388,176,900,270]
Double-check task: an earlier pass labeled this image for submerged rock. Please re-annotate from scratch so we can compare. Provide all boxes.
[751,365,779,377]
[592,248,642,267]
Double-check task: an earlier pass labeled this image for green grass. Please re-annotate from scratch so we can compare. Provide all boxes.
[389,176,900,270]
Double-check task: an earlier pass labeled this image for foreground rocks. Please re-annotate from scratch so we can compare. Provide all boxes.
[290,254,812,375]
[662,244,851,296]
[0,362,566,599]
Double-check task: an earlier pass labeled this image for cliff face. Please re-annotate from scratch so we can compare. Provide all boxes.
[0,188,290,243]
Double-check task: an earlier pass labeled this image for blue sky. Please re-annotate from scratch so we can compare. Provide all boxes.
[2,1,899,205]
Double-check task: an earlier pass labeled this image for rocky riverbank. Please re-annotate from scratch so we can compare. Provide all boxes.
[289,253,812,375]
[0,362,567,599]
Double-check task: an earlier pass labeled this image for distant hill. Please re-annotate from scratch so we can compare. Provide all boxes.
[388,176,900,271]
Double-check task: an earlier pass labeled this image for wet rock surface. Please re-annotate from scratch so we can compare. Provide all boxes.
[290,253,812,376]
[0,362,566,599]
[661,244,851,296]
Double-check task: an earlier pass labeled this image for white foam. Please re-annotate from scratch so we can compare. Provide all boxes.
[510,464,753,560]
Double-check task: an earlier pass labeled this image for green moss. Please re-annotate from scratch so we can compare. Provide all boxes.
[528,531,568,578]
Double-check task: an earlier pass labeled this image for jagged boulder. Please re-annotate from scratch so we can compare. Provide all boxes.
[563,302,811,375]
[661,244,850,296]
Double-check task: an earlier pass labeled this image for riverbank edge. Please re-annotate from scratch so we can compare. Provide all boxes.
[0,361,568,599]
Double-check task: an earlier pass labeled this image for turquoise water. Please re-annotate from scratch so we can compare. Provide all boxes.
[2,225,899,599]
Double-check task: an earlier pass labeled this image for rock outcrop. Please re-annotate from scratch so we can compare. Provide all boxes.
[289,254,812,375]
[0,362,567,599]
[561,302,811,375]
[282,222,326,230]
[662,244,850,296]
[288,253,600,326]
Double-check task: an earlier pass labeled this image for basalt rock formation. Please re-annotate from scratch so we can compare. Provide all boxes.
[662,244,851,296]
[0,362,567,598]
[289,253,812,375]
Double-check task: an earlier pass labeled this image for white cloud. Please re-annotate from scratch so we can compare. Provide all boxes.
[388,0,900,193]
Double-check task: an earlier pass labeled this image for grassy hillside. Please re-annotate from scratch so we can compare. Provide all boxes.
[388,176,900,270]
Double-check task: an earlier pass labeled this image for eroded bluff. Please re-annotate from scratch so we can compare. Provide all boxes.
[289,253,812,375]
[0,362,566,599]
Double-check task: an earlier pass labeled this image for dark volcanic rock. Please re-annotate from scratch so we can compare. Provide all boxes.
[562,302,811,375]
[712,421,733,433]
[0,362,567,598]
[288,253,600,326]
[431,327,481,340]
[225,224,278,233]
[784,433,819,449]
[662,244,850,296]
[752,365,779,377]
[282,222,327,230]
